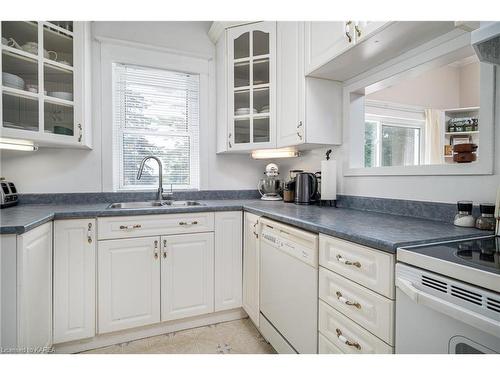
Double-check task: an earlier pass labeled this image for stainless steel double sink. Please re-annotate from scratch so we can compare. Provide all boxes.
[107,200,204,209]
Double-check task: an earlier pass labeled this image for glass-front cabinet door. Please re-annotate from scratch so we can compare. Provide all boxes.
[226,22,276,150]
[0,21,91,148]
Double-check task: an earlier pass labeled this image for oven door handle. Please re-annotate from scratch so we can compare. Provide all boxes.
[396,276,500,338]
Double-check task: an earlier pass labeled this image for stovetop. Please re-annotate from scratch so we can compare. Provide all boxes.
[404,235,500,276]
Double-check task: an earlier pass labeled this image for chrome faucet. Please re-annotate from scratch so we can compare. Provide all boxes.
[137,156,173,201]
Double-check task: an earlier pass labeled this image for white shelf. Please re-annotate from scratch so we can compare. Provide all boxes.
[44,95,74,107]
[444,106,480,114]
[1,45,39,62]
[43,58,74,72]
[1,85,39,100]
[445,131,479,136]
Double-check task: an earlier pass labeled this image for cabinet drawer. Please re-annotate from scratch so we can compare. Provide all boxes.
[98,213,214,240]
[319,267,394,345]
[318,333,344,354]
[319,300,393,354]
[319,234,395,298]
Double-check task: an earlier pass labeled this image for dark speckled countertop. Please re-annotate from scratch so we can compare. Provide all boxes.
[0,199,490,253]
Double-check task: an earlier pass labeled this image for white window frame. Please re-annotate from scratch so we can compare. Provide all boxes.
[365,113,425,168]
[99,41,211,192]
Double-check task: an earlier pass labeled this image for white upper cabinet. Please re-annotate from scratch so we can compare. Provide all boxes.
[0,21,92,148]
[98,237,161,334]
[214,211,243,312]
[53,219,96,344]
[161,233,215,322]
[304,21,353,74]
[277,22,342,148]
[218,22,277,152]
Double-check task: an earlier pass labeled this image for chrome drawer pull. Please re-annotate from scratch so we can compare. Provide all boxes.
[163,239,167,258]
[87,222,93,244]
[336,254,361,268]
[336,291,361,309]
[336,328,361,350]
[253,221,259,238]
[119,224,142,230]
[179,221,198,226]
[154,240,159,260]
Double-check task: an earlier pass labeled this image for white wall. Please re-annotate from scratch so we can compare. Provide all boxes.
[367,61,480,110]
[0,21,267,193]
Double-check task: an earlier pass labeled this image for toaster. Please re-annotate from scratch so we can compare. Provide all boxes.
[1,179,19,208]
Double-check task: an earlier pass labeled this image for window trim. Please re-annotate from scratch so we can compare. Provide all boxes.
[365,112,425,168]
[99,42,211,192]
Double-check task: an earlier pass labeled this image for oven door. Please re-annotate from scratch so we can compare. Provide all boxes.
[395,264,500,354]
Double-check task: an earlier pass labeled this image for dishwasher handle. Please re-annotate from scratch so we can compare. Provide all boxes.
[396,276,500,337]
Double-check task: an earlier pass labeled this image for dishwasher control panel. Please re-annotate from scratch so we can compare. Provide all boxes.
[261,226,318,268]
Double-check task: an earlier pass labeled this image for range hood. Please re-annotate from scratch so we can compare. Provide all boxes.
[472,22,500,65]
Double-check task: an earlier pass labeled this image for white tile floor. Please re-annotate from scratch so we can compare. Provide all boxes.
[81,318,276,354]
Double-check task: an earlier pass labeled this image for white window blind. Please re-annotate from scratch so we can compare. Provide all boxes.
[113,63,200,190]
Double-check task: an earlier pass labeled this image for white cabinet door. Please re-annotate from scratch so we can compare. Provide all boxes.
[17,222,53,350]
[226,21,276,151]
[214,211,242,311]
[53,219,96,344]
[277,21,305,148]
[242,212,260,327]
[161,233,214,321]
[304,21,352,74]
[98,237,161,333]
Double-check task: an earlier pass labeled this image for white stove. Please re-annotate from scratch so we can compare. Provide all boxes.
[395,187,500,354]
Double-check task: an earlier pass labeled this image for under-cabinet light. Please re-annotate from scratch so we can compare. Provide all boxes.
[251,148,300,159]
[0,137,38,152]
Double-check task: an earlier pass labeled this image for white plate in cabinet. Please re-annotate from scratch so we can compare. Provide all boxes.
[319,234,395,298]
[53,219,96,344]
[161,233,214,322]
[319,301,393,354]
[98,237,161,334]
[318,332,344,354]
[97,213,214,240]
[319,267,394,345]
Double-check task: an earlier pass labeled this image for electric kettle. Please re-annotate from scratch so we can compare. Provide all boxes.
[294,172,318,205]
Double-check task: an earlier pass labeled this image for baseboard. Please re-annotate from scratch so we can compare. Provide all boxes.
[54,308,247,354]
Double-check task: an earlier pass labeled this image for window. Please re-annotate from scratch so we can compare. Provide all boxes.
[113,63,200,190]
[364,115,424,167]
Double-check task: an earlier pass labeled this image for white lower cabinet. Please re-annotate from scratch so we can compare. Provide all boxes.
[98,237,161,334]
[53,219,96,344]
[318,332,343,354]
[242,212,260,327]
[319,300,393,354]
[214,211,242,311]
[17,222,53,350]
[161,233,214,321]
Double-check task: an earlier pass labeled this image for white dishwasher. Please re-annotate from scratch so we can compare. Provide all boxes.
[259,218,319,354]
